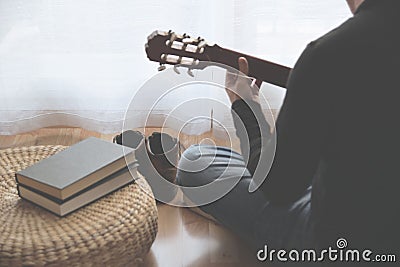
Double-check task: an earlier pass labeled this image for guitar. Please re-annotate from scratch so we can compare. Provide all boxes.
[145,30,292,88]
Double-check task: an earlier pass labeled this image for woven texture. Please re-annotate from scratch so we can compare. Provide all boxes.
[0,145,158,267]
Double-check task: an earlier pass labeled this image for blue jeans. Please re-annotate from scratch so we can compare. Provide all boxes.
[176,145,315,251]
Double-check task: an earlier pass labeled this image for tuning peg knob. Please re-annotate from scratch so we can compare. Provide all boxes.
[158,64,166,71]
[187,68,194,77]
[173,65,181,74]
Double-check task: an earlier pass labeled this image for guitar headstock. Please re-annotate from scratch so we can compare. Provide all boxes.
[145,30,214,71]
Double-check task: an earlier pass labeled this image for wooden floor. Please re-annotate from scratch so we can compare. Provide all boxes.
[0,127,267,267]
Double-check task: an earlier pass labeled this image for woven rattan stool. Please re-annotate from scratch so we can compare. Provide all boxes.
[0,145,158,267]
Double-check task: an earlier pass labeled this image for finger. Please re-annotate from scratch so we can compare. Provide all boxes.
[225,71,238,88]
[225,70,238,81]
[238,57,249,76]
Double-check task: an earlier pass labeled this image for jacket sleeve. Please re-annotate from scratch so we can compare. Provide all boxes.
[231,42,331,204]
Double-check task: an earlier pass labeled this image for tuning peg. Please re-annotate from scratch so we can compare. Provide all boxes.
[187,68,194,77]
[182,38,193,44]
[173,65,181,74]
[158,64,166,71]
[198,40,207,48]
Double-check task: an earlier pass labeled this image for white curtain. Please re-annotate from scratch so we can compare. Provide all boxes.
[0,0,350,135]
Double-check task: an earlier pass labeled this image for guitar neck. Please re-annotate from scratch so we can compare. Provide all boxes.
[211,45,291,88]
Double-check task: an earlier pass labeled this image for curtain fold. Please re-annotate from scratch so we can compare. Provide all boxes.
[0,0,350,135]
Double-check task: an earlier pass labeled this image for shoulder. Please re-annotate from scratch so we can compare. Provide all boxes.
[302,8,379,64]
[288,16,364,87]
[300,17,359,66]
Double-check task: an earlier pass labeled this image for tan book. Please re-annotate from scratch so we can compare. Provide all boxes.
[16,137,135,200]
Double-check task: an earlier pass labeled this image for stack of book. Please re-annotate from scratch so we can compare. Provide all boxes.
[15,137,138,216]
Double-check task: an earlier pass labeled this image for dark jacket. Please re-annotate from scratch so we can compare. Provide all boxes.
[232,0,400,252]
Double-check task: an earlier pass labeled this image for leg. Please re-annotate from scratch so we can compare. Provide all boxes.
[177,145,314,249]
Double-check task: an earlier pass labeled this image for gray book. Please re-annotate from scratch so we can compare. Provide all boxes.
[18,165,139,216]
[16,137,135,200]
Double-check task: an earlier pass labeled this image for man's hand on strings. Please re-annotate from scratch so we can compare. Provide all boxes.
[225,57,262,104]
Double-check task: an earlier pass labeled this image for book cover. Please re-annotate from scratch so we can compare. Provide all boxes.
[18,165,139,216]
[16,137,135,200]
